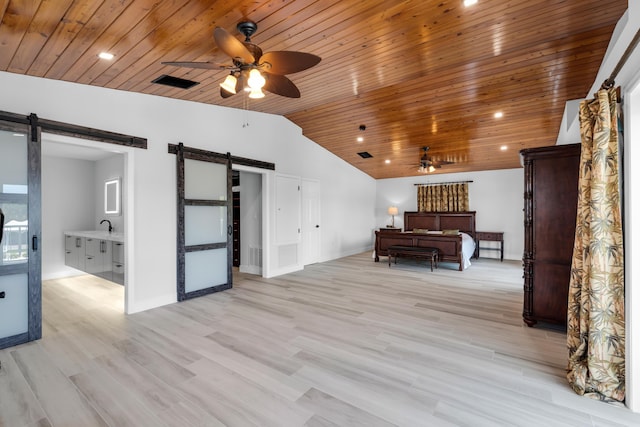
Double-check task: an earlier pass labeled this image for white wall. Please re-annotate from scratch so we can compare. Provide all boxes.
[0,71,376,313]
[376,168,524,261]
[41,156,95,280]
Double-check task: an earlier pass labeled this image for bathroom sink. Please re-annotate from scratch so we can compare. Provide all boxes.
[64,230,124,242]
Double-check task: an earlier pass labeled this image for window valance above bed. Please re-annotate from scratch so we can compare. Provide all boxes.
[417,182,469,212]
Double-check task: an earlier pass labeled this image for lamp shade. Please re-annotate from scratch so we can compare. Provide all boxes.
[248,87,265,99]
[388,206,399,216]
[220,74,237,93]
[248,69,266,89]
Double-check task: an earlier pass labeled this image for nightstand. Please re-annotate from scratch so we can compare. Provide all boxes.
[475,231,504,261]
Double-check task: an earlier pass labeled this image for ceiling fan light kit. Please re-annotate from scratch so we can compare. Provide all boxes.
[418,165,436,174]
[248,86,265,99]
[220,74,237,93]
[248,69,266,89]
[417,146,453,173]
[162,20,321,100]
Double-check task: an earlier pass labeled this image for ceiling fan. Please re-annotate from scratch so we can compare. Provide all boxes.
[162,20,321,99]
[417,146,454,173]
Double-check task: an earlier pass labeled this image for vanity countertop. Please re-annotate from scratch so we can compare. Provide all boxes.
[64,230,124,243]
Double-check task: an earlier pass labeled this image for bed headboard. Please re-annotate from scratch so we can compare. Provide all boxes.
[404,211,476,237]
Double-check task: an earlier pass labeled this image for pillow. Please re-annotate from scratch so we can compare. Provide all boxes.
[412,228,429,234]
[442,229,459,235]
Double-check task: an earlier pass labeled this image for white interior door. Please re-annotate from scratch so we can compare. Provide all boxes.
[302,179,321,265]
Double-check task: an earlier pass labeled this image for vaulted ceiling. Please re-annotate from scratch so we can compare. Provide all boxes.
[0,0,627,178]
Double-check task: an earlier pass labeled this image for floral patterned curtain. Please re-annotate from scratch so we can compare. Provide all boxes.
[567,88,625,402]
[417,183,468,212]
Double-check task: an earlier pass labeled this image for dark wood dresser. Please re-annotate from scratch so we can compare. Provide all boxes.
[520,143,581,327]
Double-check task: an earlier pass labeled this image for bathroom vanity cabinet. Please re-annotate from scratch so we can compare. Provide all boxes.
[112,241,125,285]
[64,231,124,285]
[64,234,86,271]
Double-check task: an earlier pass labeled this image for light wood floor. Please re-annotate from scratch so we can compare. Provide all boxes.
[2,253,640,426]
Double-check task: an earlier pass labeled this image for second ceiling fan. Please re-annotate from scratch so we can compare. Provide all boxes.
[162,21,321,99]
[418,146,454,173]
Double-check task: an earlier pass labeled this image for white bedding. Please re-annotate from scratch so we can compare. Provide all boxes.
[461,232,476,269]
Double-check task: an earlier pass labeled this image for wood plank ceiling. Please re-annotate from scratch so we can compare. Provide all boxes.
[0,0,627,179]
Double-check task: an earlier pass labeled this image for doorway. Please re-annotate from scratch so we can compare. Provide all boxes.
[234,169,264,275]
[41,133,132,313]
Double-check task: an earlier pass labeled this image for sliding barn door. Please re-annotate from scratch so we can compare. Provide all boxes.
[0,121,41,349]
[176,143,232,300]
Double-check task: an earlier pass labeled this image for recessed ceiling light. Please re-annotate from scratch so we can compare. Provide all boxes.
[494,111,503,118]
[464,0,478,7]
[500,145,508,151]
[357,136,364,142]
[385,159,391,164]
[98,52,114,60]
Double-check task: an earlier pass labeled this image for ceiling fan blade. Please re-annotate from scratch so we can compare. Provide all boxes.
[260,51,321,75]
[214,27,254,63]
[263,73,300,98]
[162,61,228,70]
[433,160,454,166]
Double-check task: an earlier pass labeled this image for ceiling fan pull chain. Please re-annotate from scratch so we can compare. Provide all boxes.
[242,92,250,128]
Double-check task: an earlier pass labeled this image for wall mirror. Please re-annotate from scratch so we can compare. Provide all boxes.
[105,177,121,215]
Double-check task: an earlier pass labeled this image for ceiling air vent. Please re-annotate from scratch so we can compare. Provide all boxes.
[151,74,199,89]
[357,152,373,159]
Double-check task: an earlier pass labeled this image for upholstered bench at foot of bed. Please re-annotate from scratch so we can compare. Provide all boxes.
[387,245,439,272]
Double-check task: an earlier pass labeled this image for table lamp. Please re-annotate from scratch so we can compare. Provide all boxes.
[388,206,399,227]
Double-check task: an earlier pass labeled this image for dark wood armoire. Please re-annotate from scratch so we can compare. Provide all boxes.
[520,143,581,327]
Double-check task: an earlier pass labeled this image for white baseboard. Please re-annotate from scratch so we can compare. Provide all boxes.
[319,245,373,264]
[42,269,85,281]
[265,264,303,278]
[126,293,176,314]
[239,265,262,275]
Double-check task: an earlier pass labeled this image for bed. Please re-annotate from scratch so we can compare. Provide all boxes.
[374,211,477,271]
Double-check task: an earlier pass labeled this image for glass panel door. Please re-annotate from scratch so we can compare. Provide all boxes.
[0,124,41,349]
[176,144,232,300]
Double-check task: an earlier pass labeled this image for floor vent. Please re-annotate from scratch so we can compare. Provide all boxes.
[357,151,373,159]
[151,74,199,89]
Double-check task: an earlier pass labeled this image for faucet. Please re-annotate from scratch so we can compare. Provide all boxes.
[100,219,113,233]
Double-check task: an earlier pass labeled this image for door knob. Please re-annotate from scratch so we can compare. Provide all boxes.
[0,291,5,299]
[315,225,319,228]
